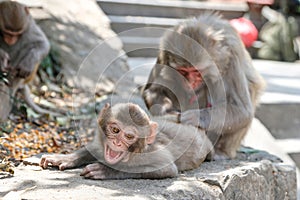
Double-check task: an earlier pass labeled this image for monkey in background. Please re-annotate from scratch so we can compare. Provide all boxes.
[0,1,51,120]
[142,13,265,160]
[40,103,212,179]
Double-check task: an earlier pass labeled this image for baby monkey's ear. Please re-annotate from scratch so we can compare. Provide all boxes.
[146,121,158,145]
[98,103,111,125]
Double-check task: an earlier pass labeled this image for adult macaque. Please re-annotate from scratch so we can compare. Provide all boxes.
[0,1,51,120]
[142,13,265,159]
[40,103,212,179]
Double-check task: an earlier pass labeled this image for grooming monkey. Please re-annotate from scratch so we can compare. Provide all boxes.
[40,103,212,179]
[142,13,265,159]
[0,1,54,120]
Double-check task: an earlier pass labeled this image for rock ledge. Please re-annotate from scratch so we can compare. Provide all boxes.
[0,150,296,200]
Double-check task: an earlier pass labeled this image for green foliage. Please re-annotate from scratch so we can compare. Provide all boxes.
[0,121,13,136]
[39,46,62,81]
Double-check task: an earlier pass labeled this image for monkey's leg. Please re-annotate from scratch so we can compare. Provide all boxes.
[23,63,63,116]
[21,84,63,116]
[24,63,39,84]
[80,162,178,180]
[8,63,63,116]
[0,83,12,121]
[214,124,250,159]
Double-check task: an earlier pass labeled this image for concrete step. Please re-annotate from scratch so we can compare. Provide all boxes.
[99,0,247,57]
[15,0,43,8]
[256,103,300,139]
[276,139,300,154]
[109,15,180,34]
[289,153,300,172]
[97,0,247,19]
[253,60,300,140]
[112,16,176,56]
[127,57,156,85]
[121,36,160,57]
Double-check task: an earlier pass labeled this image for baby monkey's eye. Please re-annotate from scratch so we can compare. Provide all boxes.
[125,133,135,140]
[112,127,120,134]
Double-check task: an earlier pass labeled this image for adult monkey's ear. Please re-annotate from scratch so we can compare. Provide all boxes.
[25,6,30,15]
[146,121,158,145]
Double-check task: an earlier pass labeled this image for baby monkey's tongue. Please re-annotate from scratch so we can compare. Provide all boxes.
[105,145,127,165]
[109,149,121,158]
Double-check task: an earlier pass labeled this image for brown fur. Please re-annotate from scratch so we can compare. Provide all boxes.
[0,1,60,120]
[142,13,265,159]
[0,1,29,33]
[40,103,213,179]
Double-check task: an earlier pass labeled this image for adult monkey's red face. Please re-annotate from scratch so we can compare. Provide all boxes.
[2,30,23,46]
[176,66,204,90]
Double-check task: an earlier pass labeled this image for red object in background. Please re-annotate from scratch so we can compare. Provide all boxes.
[246,0,274,5]
[230,17,258,48]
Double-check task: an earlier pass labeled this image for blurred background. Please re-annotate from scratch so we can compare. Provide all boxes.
[1,0,299,198]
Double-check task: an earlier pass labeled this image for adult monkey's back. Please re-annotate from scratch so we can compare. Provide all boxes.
[142,13,265,160]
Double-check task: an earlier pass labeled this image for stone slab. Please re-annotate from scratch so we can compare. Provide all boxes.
[97,0,247,19]
[0,150,296,200]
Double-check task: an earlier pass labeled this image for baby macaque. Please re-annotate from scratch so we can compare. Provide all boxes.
[40,103,212,179]
[142,13,265,159]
